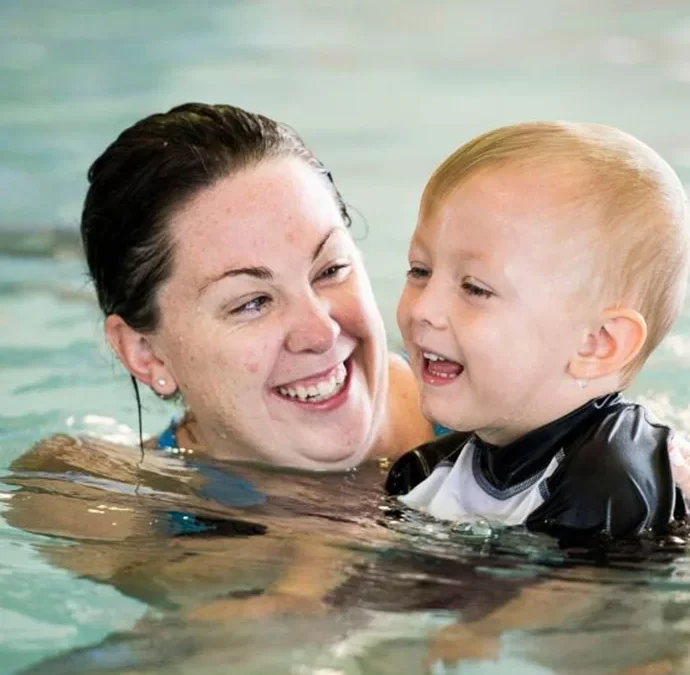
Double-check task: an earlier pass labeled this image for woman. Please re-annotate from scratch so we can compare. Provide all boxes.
[6,102,440,621]
[80,101,433,470]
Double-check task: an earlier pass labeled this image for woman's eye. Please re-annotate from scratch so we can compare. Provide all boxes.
[462,282,493,299]
[406,265,430,280]
[316,263,350,282]
[229,295,271,315]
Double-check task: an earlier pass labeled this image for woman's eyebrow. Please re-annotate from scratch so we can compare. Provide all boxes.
[198,228,340,296]
[311,227,338,262]
[199,266,273,296]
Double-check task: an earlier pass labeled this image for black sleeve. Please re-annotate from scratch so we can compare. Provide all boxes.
[384,432,470,496]
[526,406,677,539]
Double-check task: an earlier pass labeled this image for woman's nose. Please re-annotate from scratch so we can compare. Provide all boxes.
[285,294,340,354]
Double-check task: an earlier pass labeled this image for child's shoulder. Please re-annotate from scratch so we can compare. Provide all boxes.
[531,399,677,538]
[385,431,472,496]
[592,402,690,517]
[588,397,672,454]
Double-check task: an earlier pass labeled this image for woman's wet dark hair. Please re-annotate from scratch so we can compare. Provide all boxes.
[80,103,351,451]
[81,102,351,333]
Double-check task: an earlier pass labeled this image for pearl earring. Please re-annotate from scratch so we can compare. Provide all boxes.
[157,378,167,387]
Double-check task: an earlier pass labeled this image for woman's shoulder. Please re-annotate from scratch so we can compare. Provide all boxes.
[385,352,435,456]
[388,352,453,435]
[10,433,131,474]
[9,431,190,482]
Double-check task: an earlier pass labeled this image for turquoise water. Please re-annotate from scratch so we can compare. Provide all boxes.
[3,1,690,673]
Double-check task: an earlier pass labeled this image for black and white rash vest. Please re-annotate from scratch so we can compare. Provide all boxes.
[385,394,686,539]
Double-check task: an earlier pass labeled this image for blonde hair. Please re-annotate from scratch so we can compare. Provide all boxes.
[422,122,690,384]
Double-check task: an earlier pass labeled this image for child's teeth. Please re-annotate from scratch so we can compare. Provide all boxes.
[423,352,446,362]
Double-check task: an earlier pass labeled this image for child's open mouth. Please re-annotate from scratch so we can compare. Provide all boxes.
[422,351,464,384]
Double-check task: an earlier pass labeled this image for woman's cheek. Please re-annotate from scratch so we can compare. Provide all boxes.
[346,277,381,336]
[239,338,278,379]
[338,298,372,338]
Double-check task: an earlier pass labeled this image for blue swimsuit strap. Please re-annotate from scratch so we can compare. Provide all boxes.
[154,413,266,535]
[157,412,183,449]
[433,422,451,437]
[157,423,178,449]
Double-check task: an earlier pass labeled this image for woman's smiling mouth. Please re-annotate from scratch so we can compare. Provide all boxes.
[274,360,351,405]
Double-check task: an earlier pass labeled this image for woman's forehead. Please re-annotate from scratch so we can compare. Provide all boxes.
[175,157,340,229]
[167,158,348,280]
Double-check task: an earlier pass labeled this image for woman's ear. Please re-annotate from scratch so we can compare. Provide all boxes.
[568,308,647,382]
[104,315,178,397]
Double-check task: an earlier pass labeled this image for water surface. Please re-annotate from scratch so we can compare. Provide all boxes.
[3,1,690,673]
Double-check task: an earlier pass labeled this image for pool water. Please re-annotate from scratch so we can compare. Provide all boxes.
[3,1,690,673]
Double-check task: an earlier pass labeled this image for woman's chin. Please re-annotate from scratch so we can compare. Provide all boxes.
[255,369,380,469]
[292,436,371,471]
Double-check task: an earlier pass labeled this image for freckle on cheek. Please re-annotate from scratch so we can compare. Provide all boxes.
[246,361,260,374]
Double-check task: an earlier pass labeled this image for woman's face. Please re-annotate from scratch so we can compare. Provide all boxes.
[150,157,388,470]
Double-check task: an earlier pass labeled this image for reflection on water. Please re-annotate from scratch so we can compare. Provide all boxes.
[3,0,690,673]
[4,434,690,675]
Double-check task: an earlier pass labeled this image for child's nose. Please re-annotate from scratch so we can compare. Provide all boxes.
[411,280,448,330]
[285,294,340,354]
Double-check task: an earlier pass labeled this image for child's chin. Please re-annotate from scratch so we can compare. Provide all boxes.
[423,404,468,433]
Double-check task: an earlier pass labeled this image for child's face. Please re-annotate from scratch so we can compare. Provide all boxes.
[397,166,597,445]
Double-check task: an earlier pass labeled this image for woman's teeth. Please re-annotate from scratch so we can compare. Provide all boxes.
[278,362,347,402]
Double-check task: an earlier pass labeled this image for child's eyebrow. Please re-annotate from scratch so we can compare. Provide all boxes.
[411,232,505,275]
[453,249,517,290]
[452,249,486,262]
[409,231,437,255]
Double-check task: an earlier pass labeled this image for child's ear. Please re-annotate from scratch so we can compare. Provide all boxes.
[568,308,647,382]
[104,315,178,397]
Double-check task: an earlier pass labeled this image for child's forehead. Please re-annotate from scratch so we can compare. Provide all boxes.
[423,168,583,240]
[426,163,583,220]
[415,165,599,281]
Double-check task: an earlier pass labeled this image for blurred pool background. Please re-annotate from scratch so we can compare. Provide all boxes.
[3,1,690,672]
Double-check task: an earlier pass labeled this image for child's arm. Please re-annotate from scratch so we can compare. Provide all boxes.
[668,432,690,506]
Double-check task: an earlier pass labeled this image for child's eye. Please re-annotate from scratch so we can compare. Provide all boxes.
[406,265,430,281]
[316,262,351,282]
[229,295,272,316]
[461,281,493,299]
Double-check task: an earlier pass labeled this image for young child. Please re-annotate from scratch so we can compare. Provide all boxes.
[387,121,690,540]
